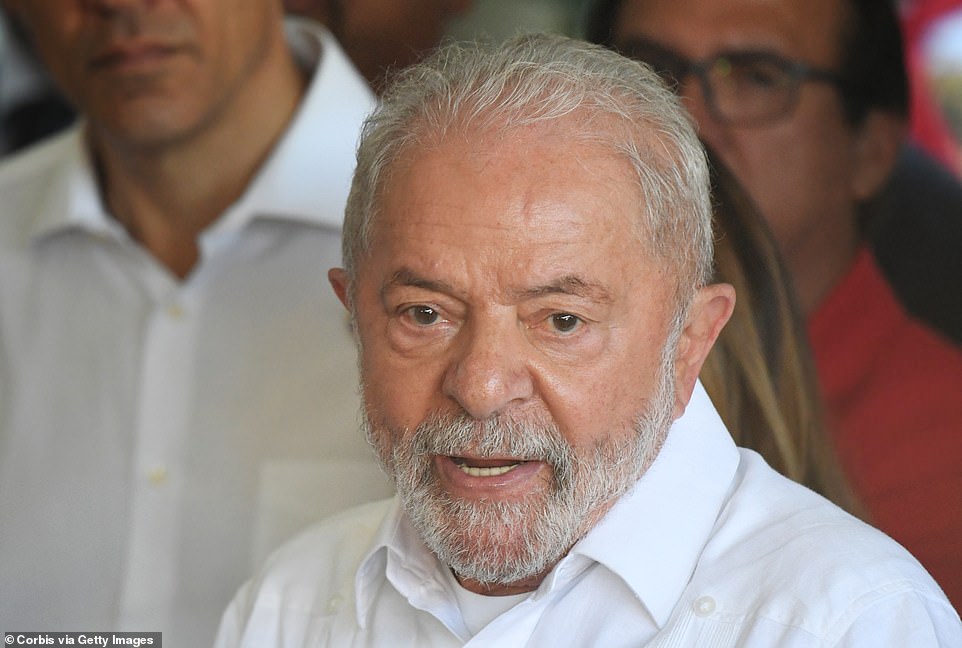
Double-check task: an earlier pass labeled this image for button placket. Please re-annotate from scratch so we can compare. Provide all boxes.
[117,286,198,628]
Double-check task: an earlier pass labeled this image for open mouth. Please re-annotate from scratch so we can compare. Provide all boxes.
[451,457,526,477]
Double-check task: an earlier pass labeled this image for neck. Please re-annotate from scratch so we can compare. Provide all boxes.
[455,571,548,597]
[789,216,861,317]
[92,30,306,279]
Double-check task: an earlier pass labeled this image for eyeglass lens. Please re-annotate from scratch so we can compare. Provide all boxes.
[618,38,812,125]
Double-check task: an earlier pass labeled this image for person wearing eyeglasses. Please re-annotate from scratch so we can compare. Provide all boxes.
[585,0,962,611]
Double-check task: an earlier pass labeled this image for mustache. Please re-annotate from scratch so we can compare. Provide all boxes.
[410,410,570,463]
[376,409,578,495]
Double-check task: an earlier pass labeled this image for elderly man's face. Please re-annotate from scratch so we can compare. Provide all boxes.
[6,0,288,147]
[331,124,731,595]
[611,0,899,312]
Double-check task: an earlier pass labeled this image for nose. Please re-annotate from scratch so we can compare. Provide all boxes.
[442,317,535,420]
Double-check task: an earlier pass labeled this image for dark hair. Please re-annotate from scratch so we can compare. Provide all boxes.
[581,0,909,125]
[837,0,908,124]
[582,0,621,47]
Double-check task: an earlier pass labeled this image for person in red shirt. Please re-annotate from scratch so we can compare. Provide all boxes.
[587,0,962,609]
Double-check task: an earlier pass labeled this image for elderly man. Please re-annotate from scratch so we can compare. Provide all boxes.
[585,0,962,609]
[0,0,391,644]
[216,34,960,646]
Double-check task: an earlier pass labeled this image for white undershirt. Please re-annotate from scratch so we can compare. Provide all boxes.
[443,568,530,636]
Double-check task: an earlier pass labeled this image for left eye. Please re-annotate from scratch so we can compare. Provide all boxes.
[550,313,582,333]
[406,305,441,326]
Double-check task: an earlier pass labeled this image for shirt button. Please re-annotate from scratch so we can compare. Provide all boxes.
[166,303,185,319]
[147,466,168,485]
[693,596,716,617]
[327,594,343,613]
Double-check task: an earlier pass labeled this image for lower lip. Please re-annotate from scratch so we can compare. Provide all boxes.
[93,48,177,74]
[434,455,549,498]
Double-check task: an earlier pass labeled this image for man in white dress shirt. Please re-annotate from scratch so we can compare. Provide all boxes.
[0,0,392,645]
[217,34,961,647]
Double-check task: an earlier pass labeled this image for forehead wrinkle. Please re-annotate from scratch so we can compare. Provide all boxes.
[379,268,615,308]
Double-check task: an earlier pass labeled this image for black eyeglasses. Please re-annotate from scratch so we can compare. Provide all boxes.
[617,37,848,126]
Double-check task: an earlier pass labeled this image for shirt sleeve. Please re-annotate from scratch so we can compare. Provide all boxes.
[832,588,962,647]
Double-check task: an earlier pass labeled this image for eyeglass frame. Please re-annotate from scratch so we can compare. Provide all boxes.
[615,36,850,127]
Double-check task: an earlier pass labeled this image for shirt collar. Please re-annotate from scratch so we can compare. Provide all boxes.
[355,498,465,632]
[352,381,740,631]
[230,18,375,230]
[26,18,375,243]
[27,127,117,242]
[571,381,740,627]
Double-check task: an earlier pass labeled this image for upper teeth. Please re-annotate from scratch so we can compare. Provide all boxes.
[457,463,520,477]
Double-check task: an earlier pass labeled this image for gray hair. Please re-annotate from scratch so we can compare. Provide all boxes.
[341,32,713,307]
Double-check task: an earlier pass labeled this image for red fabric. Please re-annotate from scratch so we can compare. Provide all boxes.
[808,247,962,610]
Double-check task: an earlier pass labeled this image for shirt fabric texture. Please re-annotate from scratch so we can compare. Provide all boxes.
[808,246,962,611]
[0,19,393,646]
[215,382,962,647]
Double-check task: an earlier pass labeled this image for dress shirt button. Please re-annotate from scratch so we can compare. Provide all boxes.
[327,594,343,613]
[147,465,168,485]
[693,596,716,617]
[166,302,185,320]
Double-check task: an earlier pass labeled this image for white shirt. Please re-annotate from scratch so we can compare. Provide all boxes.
[0,19,393,647]
[216,382,962,647]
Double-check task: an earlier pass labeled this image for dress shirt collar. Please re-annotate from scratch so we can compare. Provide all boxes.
[352,381,741,632]
[27,128,111,241]
[570,380,740,626]
[230,18,375,229]
[27,18,375,243]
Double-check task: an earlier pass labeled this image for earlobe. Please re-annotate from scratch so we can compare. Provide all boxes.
[328,268,352,311]
[852,111,906,201]
[672,283,736,414]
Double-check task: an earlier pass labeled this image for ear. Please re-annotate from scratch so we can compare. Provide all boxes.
[328,267,352,311]
[672,283,735,416]
[851,111,906,201]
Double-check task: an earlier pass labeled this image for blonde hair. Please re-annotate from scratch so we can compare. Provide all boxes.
[700,149,863,516]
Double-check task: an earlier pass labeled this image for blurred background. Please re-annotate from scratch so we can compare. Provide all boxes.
[1,0,961,174]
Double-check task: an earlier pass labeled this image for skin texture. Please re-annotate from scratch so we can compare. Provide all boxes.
[611,0,903,314]
[330,122,734,595]
[283,0,472,92]
[6,0,304,277]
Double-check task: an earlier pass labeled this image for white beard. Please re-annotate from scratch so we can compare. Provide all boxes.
[362,345,678,588]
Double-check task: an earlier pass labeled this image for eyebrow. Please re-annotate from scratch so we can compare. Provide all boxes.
[617,35,785,62]
[381,269,613,304]
[381,268,456,300]
[513,275,614,304]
